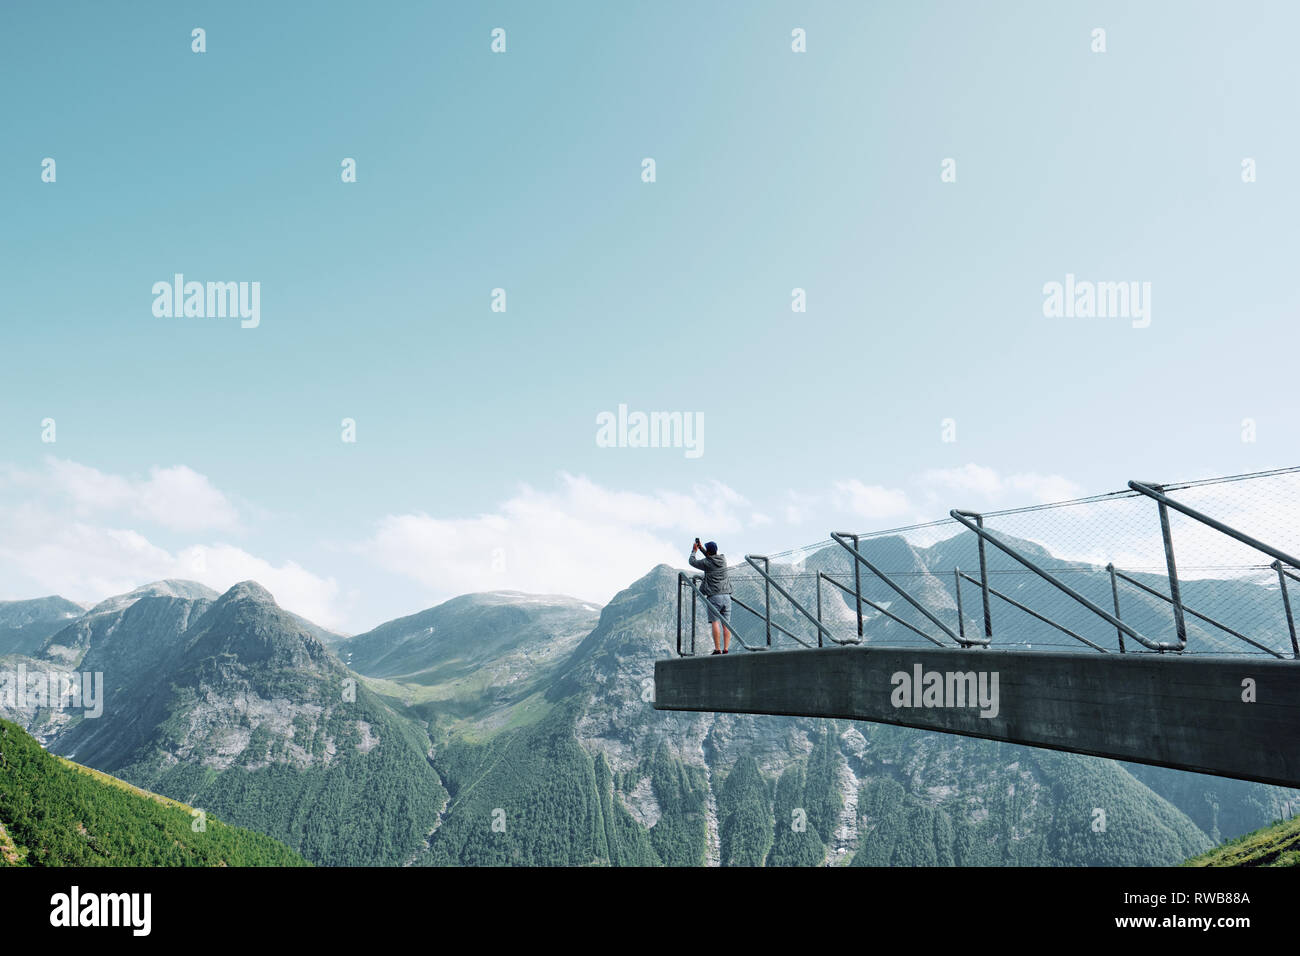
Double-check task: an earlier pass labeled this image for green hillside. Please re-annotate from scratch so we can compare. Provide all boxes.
[45,583,449,867]
[1184,814,1300,867]
[0,719,306,867]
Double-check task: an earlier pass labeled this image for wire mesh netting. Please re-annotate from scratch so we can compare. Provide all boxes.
[678,467,1300,658]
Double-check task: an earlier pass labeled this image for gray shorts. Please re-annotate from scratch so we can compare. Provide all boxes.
[705,593,732,625]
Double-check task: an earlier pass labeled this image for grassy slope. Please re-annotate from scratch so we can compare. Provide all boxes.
[1184,814,1300,867]
[0,719,307,867]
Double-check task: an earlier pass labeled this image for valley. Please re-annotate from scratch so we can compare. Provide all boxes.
[2,531,1296,867]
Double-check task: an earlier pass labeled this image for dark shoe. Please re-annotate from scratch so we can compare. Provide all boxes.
[711,649,721,655]
[722,648,730,654]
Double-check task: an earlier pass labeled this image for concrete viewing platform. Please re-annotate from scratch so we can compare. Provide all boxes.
[654,645,1300,787]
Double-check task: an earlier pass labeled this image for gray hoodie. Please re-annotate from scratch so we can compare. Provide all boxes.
[688,551,732,596]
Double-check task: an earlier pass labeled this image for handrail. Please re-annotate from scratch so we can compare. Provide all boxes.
[947,510,1182,652]
[743,555,836,645]
[731,593,814,648]
[1106,564,1127,653]
[676,571,684,655]
[1274,561,1300,659]
[829,532,976,647]
[1129,480,1300,570]
[676,572,700,655]
[953,512,994,642]
[1112,569,1283,658]
[813,572,865,646]
[673,469,1300,660]
[955,570,1108,653]
[819,571,946,647]
[843,533,864,638]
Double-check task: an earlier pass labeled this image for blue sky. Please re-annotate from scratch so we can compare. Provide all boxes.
[2,1,1297,631]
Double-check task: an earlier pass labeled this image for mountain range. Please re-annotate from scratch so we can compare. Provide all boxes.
[2,530,1296,866]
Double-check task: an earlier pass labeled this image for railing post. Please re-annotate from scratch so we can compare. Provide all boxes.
[975,516,993,641]
[1274,561,1300,659]
[849,533,863,638]
[816,571,824,648]
[1107,563,1126,653]
[1129,480,1300,570]
[1115,568,1280,658]
[690,579,697,655]
[761,555,772,647]
[1154,488,1188,652]
[953,567,966,643]
[954,511,994,641]
[676,574,683,656]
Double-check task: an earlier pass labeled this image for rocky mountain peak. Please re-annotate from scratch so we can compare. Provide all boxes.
[83,579,220,617]
[216,581,278,607]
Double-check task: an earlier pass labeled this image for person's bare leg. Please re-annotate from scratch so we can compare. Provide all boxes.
[711,620,722,651]
[723,625,730,653]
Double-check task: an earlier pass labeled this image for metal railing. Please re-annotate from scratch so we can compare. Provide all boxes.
[946,509,1178,652]
[830,532,980,647]
[674,468,1300,660]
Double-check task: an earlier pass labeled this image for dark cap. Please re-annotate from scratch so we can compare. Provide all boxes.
[704,541,718,555]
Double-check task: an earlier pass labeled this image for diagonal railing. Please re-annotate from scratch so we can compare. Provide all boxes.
[675,467,1300,660]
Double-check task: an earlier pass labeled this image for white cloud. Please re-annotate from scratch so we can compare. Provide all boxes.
[0,459,342,629]
[357,473,754,605]
[0,515,342,629]
[784,490,817,525]
[3,452,1281,637]
[43,459,240,532]
[919,463,1002,499]
[787,467,1085,537]
[138,466,242,532]
[920,464,1084,506]
[174,544,341,626]
[1004,472,1086,503]
[904,464,1294,577]
[831,480,911,521]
